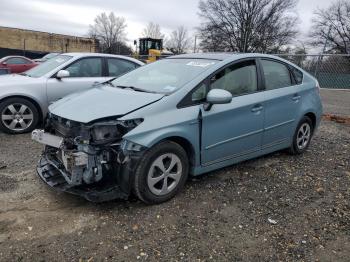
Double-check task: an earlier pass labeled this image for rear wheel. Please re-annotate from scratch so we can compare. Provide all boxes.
[289,116,314,155]
[0,98,39,134]
[133,141,189,204]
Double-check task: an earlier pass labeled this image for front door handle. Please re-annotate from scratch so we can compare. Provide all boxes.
[251,105,263,113]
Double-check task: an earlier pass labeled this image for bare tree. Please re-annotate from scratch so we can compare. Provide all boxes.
[142,22,164,39]
[198,0,299,53]
[279,42,307,67]
[166,26,192,54]
[310,0,350,54]
[89,12,128,54]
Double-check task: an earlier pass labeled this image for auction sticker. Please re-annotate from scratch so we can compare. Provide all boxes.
[163,86,177,92]
[186,61,216,67]
[55,58,65,63]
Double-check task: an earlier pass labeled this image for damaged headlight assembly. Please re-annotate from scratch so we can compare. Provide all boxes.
[89,118,144,145]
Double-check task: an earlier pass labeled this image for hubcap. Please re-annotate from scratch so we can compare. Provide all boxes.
[1,103,33,131]
[297,123,311,150]
[147,153,183,196]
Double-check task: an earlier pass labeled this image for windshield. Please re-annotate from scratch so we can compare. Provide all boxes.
[25,55,72,78]
[43,53,59,60]
[111,58,219,94]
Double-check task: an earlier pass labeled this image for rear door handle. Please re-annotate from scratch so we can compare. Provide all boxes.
[292,94,301,101]
[251,105,263,113]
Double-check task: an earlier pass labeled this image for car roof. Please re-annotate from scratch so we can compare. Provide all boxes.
[0,55,31,60]
[63,53,144,65]
[167,53,236,61]
[167,52,290,62]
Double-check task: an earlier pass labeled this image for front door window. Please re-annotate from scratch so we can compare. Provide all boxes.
[65,58,102,77]
[210,60,258,96]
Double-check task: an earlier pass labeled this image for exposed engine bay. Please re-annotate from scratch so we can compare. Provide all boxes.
[32,114,146,202]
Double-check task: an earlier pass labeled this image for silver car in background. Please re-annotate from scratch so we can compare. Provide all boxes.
[0,53,144,134]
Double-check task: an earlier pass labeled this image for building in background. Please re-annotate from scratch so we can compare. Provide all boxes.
[0,26,98,59]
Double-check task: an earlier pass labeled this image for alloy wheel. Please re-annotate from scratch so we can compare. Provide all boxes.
[296,123,311,150]
[1,103,34,131]
[147,153,183,196]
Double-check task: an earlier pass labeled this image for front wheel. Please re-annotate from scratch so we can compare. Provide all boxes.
[0,98,39,134]
[289,116,314,155]
[133,141,189,204]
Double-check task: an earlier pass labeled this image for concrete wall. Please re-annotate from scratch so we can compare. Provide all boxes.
[0,26,97,54]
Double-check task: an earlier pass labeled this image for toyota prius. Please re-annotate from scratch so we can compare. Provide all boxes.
[32,53,323,204]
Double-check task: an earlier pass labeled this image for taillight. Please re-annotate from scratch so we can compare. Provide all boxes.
[315,80,321,95]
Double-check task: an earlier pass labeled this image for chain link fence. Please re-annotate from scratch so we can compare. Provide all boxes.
[277,54,350,89]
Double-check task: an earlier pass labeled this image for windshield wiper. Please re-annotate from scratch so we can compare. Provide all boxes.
[116,85,156,93]
[93,78,117,87]
[103,77,117,86]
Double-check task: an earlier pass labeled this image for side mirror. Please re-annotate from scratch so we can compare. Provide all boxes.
[204,89,232,111]
[56,70,70,79]
[2,62,7,66]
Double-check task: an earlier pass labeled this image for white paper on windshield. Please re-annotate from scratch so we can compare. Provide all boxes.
[186,61,216,67]
[163,86,177,92]
[55,58,65,63]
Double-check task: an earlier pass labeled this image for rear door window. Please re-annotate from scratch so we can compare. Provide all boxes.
[261,60,292,90]
[291,67,303,84]
[107,59,138,77]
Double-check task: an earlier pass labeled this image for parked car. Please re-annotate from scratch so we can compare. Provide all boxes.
[32,53,323,204]
[0,53,144,134]
[0,56,38,74]
[34,53,60,63]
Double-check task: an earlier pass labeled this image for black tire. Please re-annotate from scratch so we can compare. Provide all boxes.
[289,116,314,155]
[133,141,189,204]
[0,98,39,134]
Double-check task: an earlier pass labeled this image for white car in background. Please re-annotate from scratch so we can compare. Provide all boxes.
[0,53,144,134]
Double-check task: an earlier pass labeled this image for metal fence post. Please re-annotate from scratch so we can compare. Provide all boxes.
[315,26,332,78]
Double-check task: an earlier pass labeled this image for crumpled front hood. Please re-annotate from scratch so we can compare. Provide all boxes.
[49,85,164,123]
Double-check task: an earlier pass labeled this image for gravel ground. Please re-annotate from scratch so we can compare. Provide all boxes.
[0,90,349,261]
[320,89,350,117]
[0,119,349,261]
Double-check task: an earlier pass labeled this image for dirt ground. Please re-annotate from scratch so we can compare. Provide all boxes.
[320,89,350,118]
[0,96,349,261]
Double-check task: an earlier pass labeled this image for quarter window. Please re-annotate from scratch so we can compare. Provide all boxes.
[65,58,102,77]
[210,60,258,96]
[192,83,207,102]
[107,59,138,77]
[261,60,292,90]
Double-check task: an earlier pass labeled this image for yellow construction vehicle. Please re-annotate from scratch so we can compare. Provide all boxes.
[134,38,172,63]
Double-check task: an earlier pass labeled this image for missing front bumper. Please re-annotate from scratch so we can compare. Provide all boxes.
[36,155,131,202]
[33,127,147,202]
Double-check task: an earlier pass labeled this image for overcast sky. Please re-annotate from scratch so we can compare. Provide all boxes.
[0,0,334,45]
